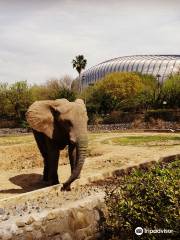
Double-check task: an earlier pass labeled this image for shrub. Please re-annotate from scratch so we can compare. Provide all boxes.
[82,72,145,115]
[161,74,180,108]
[101,159,180,240]
[145,109,180,122]
[103,111,136,124]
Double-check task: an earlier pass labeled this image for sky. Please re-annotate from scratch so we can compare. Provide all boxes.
[0,0,180,84]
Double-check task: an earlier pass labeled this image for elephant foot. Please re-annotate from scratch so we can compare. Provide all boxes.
[51,179,60,185]
[44,179,59,186]
[61,184,71,191]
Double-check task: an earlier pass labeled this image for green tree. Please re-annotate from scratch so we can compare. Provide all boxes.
[71,78,81,93]
[7,81,33,119]
[44,77,75,100]
[161,74,180,108]
[30,76,74,101]
[134,74,158,110]
[55,87,76,101]
[0,82,10,116]
[83,72,144,114]
[30,84,49,101]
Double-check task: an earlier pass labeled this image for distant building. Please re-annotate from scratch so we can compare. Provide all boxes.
[81,55,180,88]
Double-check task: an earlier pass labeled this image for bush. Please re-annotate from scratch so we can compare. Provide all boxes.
[145,109,180,122]
[83,72,145,115]
[101,159,180,240]
[103,111,137,124]
[161,74,180,108]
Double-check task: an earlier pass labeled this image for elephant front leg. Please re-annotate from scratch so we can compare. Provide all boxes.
[68,143,77,174]
[61,144,77,191]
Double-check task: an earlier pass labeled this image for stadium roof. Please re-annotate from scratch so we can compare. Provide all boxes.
[81,55,180,87]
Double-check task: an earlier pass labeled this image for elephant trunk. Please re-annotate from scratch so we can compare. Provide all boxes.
[62,135,88,191]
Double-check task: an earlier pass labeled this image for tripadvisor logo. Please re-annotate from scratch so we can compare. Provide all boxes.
[135,227,174,236]
[135,227,143,235]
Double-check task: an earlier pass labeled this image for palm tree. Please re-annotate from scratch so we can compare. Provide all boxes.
[72,55,87,91]
[72,55,87,76]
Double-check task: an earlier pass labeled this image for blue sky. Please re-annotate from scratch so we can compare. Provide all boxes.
[0,0,180,84]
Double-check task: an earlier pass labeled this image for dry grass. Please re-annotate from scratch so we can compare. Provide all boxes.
[0,135,33,146]
[0,134,68,170]
[0,132,180,171]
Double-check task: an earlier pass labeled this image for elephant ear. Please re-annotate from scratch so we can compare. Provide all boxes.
[26,99,71,139]
[26,100,55,138]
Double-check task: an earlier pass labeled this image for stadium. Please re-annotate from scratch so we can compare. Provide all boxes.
[81,55,180,88]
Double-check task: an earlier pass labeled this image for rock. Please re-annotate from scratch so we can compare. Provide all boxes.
[94,210,100,221]
[26,226,33,232]
[34,231,42,239]
[33,221,42,230]
[46,212,56,220]
[0,230,12,240]
[0,215,9,221]
[9,223,18,235]
[15,229,24,236]
[0,208,5,215]
[26,216,35,225]
[24,232,33,240]
[75,225,93,240]
[16,220,26,227]
[75,229,87,240]
[52,235,62,240]
[61,232,73,240]
[46,222,64,236]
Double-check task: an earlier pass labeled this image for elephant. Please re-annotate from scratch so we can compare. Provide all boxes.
[26,98,88,191]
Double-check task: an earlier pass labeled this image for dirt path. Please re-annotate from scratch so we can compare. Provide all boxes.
[0,132,180,200]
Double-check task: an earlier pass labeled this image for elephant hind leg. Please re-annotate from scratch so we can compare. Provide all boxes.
[46,141,60,185]
[33,130,60,186]
[33,130,49,181]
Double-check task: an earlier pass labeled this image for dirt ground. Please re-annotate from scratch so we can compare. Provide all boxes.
[0,131,180,200]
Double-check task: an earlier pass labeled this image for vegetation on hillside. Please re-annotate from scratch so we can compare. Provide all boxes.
[0,76,76,125]
[0,72,179,126]
[81,72,180,124]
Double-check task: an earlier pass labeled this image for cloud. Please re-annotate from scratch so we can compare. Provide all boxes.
[0,0,180,84]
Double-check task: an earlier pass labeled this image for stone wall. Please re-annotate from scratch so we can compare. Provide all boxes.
[88,122,180,132]
[88,123,131,132]
[0,194,104,240]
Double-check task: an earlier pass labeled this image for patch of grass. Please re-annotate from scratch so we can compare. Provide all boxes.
[0,135,34,146]
[102,135,180,146]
